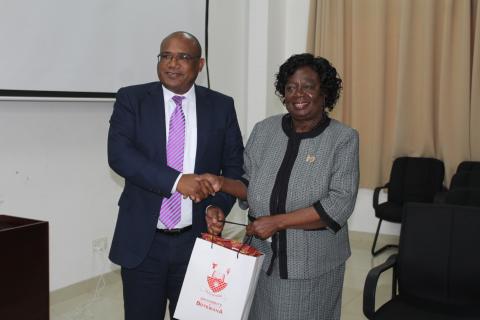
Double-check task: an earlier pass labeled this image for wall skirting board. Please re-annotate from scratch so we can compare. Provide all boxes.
[50,267,120,305]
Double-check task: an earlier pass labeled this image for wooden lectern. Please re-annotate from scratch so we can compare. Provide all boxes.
[0,215,49,320]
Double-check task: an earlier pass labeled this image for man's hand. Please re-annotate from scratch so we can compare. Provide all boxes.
[205,206,225,235]
[177,174,215,202]
[196,173,224,194]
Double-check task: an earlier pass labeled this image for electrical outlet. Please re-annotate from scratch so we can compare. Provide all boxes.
[92,237,108,252]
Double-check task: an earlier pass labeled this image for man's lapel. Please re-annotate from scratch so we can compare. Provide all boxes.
[194,85,212,171]
[147,82,167,164]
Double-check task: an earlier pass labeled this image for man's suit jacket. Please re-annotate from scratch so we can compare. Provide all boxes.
[107,82,244,268]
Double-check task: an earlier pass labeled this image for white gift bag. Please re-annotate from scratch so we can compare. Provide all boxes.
[174,236,264,320]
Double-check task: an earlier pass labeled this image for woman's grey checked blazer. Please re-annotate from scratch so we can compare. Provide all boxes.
[242,114,360,279]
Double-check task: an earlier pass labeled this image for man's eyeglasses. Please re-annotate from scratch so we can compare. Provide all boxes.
[157,52,200,63]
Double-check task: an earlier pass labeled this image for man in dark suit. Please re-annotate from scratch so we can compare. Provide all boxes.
[107,31,244,320]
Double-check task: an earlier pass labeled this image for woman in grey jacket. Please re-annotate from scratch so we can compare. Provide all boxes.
[202,53,359,320]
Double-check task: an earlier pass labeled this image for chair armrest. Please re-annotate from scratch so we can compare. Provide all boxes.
[373,183,389,210]
[363,253,397,320]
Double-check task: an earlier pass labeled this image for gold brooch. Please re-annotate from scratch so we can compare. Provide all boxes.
[306,154,316,163]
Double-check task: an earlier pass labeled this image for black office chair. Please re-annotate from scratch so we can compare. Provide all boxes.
[364,203,480,320]
[445,188,480,207]
[449,171,480,190]
[439,171,480,206]
[371,157,445,256]
[456,161,480,172]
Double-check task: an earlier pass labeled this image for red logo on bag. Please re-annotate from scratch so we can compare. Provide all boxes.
[207,262,229,293]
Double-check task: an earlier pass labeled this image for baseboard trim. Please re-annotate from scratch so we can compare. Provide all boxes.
[349,230,399,249]
[50,269,121,305]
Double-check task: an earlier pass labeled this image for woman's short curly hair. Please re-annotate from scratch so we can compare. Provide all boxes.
[275,53,342,111]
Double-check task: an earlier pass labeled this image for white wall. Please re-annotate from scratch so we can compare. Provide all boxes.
[0,99,122,290]
[208,1,249,135]
[0,0,398,292]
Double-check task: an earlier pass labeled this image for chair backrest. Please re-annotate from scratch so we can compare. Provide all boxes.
[398,203,480,308]
[456,161,480,172]
[388,157,445,205]
[450,171,480,190]
[445,188,480,207]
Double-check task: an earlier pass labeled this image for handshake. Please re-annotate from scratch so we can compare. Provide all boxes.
[177,173,224,203]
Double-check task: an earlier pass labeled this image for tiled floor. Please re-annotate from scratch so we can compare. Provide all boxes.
[50,231,398,320]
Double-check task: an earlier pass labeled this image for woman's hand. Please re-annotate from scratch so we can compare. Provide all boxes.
[246,216,281,240]
[205,205,225,235]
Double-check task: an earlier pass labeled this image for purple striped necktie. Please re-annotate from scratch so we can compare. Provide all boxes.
[159,95,185,229]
